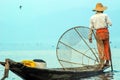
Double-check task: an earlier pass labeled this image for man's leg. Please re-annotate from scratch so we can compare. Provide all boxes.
[103,38,110,65]
[97,39,105,69]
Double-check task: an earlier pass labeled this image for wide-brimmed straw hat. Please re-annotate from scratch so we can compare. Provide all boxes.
[93,3,107,11]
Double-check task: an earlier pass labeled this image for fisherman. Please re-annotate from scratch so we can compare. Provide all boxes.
[88,3,112,69]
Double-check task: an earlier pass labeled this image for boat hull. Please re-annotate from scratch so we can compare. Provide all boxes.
[0,59,103,80]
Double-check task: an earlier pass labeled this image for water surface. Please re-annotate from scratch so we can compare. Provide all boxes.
[0,49,120,80]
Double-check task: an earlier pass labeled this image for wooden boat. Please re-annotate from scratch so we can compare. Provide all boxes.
[0,59,104,80]
[0,26,111,80]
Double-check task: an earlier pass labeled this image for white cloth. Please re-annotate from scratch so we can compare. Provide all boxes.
[88,13,112,39]
[90,13,112,29]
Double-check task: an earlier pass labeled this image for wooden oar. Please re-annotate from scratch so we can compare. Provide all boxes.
[109,46,113,72]
[105,19,113,72]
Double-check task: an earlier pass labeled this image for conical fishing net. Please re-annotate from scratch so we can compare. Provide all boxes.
[56,26,99,69]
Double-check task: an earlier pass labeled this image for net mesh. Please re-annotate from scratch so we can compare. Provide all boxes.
[56,26,99,69]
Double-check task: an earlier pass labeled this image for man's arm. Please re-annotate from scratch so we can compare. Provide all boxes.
[88,18,94,43]
[88,29,93,43]
[106,15,112,26]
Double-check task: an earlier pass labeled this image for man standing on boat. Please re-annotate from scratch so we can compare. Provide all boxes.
[88,3,112,69]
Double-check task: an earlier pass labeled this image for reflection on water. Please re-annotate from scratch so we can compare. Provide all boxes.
[97,71,114,80]
[80,71,114,80]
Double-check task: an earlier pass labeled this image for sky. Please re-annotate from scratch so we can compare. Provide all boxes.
[0,0,120,50]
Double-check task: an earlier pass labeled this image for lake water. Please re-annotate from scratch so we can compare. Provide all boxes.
[0,48,120,80]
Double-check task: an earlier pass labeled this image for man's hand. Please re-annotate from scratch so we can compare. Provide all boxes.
[89,38,92,43]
